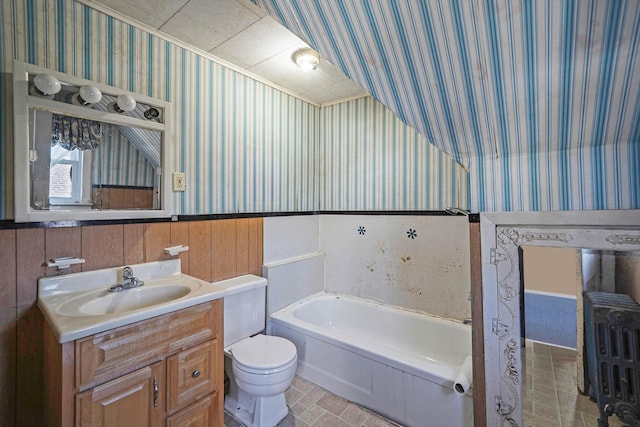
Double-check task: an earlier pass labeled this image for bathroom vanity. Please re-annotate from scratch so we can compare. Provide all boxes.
[45,300,223,426]
[38,260,227,427]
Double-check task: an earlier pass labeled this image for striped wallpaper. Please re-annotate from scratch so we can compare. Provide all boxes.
[92,124,155,188]
[0,0,469,219]
[257,0,640,212]
[320,96,468,210]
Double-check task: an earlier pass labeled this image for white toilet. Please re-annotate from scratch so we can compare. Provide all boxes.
[220,275,297,427]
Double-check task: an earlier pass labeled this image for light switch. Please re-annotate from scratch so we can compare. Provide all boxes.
[172,172,186,191]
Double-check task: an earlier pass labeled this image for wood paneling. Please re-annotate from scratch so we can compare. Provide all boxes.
[144,223,172,262]
[123,223,145,265]
[82,225,124,271]
[248,218,263,276]
[0,230,17,426]
[99,188,154,210]
[16,228,45,306]
[188,221,212,282]
[0,303,16,427]
[236,219,250,275]
[171,222,190,275]
[211,219,237,282]
[0,230,16,306]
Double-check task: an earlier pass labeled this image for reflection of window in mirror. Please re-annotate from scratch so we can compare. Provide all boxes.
[14,60,171,222]
[49,145,92,206]
[28,108,161,212]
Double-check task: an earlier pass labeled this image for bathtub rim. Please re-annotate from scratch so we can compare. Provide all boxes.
[268,291,473,393]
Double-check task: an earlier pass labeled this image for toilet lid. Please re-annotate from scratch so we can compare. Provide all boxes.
[231,334,297,371]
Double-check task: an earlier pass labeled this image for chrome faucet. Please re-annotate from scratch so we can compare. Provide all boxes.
[463,318,472,325]
[108,266,144,292]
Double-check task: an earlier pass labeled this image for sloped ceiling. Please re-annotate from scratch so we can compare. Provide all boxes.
[254,0,640,169]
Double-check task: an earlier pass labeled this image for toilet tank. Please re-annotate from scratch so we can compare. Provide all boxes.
[215,275,268,347]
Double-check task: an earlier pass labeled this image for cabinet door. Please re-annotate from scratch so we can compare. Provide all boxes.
[166,392,219,427]
[76,361,164,427]
[167,340,217,413]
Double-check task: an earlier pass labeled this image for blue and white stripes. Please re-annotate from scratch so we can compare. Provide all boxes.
[258,0,640,212]
[320,97,468,210]
[92,126,155,188]
[0,0,466,218]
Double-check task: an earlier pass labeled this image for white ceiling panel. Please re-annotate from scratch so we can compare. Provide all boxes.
[159,0,264,52]
[93,0,366,105]
[96,0,188,29]
[211,17,302,69]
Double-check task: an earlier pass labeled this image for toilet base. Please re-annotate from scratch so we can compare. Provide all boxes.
[224,392,289,427]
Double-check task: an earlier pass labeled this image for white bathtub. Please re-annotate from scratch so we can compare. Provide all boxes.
[268,293,473,427]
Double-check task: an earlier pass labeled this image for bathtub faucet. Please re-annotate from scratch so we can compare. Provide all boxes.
[463,318,472,325]
[108,266,144,292]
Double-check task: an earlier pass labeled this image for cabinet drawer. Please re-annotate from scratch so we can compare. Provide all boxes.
[167,339,218,413]
[166,392,219,427]
[76,300,221,390]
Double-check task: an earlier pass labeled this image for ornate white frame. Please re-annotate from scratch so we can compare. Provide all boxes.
[480,211,640,426]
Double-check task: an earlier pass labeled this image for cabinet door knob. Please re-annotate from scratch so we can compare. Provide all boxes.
[192,370,200,378]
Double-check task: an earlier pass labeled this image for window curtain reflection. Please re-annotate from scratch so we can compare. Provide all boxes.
[51,114,102,151]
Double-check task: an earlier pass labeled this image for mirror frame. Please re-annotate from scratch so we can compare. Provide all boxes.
[479,210,640,426]
[13,61,172,222]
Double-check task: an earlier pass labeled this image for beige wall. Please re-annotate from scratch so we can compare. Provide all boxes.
[0,217,263,427]
[523,246,578,296]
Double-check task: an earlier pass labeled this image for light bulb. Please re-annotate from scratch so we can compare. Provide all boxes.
[144,108,160,120]
[72,85,103,106]
[108,94,137,113]
[293,49,320,72]
[116,94,136,112]
[78,85,102,104]
[32,74,61,96]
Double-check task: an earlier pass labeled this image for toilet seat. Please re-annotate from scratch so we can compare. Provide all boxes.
[231,334,297,374]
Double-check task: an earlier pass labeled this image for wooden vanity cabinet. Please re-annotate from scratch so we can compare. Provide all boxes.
[44,299,224,427]
[76,361,165,426]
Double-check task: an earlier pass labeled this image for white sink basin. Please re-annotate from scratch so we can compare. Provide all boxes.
[37,259,235,343]
[56,284,192,316]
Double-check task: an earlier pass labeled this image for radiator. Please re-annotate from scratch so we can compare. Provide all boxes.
[584,291,640,427]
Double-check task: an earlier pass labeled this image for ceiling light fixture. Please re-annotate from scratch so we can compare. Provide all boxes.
[108,93,137,113]
[292,49,320,72]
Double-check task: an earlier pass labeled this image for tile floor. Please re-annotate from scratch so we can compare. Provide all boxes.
[224,376,400,427]
[225,344,634,427]
[523,341,629,427]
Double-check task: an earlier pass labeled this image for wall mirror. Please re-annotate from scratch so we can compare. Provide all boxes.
[13,61,171,222]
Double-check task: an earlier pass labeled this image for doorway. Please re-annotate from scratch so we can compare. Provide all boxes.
[520,246,620,426]
[479,210,640,427]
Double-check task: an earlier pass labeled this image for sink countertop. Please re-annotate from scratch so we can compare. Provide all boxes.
[38,259,245,343]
